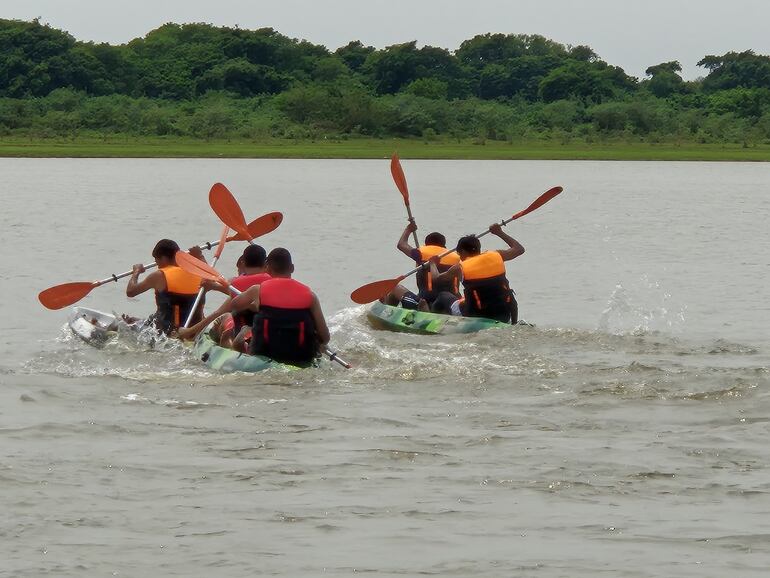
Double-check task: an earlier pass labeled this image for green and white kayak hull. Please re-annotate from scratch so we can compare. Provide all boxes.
[366,301,508,335]
[191,331,301,373]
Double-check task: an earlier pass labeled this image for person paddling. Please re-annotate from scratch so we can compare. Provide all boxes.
[383,222,461,311]
[230,248,330,366]
[429,223,524,323]
[177,244,271,346]
[125,239,205,334]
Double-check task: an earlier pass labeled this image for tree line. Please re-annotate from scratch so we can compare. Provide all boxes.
[1,18,770,144]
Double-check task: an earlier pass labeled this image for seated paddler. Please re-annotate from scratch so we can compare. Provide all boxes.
[125,239,205,334]
[229,248,330,366]
[383,222,461,311]
[429,223,524,323]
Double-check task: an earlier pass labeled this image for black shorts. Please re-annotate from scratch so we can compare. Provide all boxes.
[400,291,420,310]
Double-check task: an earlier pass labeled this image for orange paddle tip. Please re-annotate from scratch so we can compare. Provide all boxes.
[38,281,97,310]
[350,277,402,304]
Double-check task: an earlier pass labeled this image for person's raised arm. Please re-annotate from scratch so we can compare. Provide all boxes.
[397,221,419,259]
[489,223,525,261]
[310,293,330,346]
[126,266,165,297]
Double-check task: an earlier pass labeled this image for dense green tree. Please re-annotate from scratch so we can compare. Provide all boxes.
[698,50,770,91]
[1,19,769,145]
[644,61,686,98]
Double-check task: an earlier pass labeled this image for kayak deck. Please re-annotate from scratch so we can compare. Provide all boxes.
[366,301,508,335]
[192,331,301,373]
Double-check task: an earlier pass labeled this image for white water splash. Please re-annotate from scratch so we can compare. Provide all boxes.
[598,276,687,336]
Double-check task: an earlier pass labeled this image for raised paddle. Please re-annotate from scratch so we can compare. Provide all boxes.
[209,183,255,243]
[176,251,352,369]
[183,224,230,328]
[175,250,235,294]
[350,186,563,304]
[391,153,420,248]
[38,212,283,310]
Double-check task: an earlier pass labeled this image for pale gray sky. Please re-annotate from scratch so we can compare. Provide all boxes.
[3,0,769,80]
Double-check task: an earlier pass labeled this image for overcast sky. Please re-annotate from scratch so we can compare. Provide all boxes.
[3,0,769,80]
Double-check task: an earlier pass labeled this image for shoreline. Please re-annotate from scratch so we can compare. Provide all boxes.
[1,137,769,161]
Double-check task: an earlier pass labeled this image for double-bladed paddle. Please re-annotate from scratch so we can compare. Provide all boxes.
[391,153,420,248]
[38,212,283,310]
[182,224,230,328]
[350,186,563,304]
[175,252,352,369]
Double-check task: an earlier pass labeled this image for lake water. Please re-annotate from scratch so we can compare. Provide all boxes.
[1,158,769,577]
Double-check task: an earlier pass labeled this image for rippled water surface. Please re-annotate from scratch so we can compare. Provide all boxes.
[1,159,769,577]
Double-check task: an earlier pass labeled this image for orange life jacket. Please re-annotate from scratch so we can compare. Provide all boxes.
[155,266,202,333]
[415,245,461,298]
[459,252,513,321]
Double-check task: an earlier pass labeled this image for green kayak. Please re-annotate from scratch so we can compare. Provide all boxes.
[366,301,508,335]
[191,331,304,373]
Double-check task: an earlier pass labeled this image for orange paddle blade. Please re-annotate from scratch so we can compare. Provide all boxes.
[390,153,410,203]
[175,251,228,286]
[510,186,563,221]
[38,282,98,310]
[209,183,251,240]
[350,277,404,305]
[213,225,230,259]
[227,211,283,242]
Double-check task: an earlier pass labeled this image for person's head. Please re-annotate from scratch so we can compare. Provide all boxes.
[152,239,180,267]
[424,232,446,247]
[235,255,246,275]
[456,235,481,260]
[241,244,266,269]
[265,247,294,277]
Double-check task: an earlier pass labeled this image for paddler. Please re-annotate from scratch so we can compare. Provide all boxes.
[383,222,461,311]
[125,239,205,334]
[177,244,271,347]
[229,248,330,366]
[429,223,524,323]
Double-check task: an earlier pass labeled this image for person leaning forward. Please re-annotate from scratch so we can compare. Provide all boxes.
[429,223,524,323]
[125,239,205,334]
[229,248,330,366]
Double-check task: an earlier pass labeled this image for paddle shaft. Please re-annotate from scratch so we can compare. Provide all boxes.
[94,238,229,289]
[183,254,223,328]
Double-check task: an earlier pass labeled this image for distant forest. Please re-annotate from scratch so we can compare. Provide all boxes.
[2,18,770,145]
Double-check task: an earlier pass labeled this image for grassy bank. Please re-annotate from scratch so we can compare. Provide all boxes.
[1,136,769,161]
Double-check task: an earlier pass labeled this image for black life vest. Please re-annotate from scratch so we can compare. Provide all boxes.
[250,278,318,366]
[460,252,514,323]
[154,266,202,334]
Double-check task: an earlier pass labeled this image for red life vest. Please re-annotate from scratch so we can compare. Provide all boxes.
[230,272,271,334]
[231,272,271,293]
[154,266,202,333]
[251,278,318,366]
[414,245,461,298]
[459,252,513,322]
